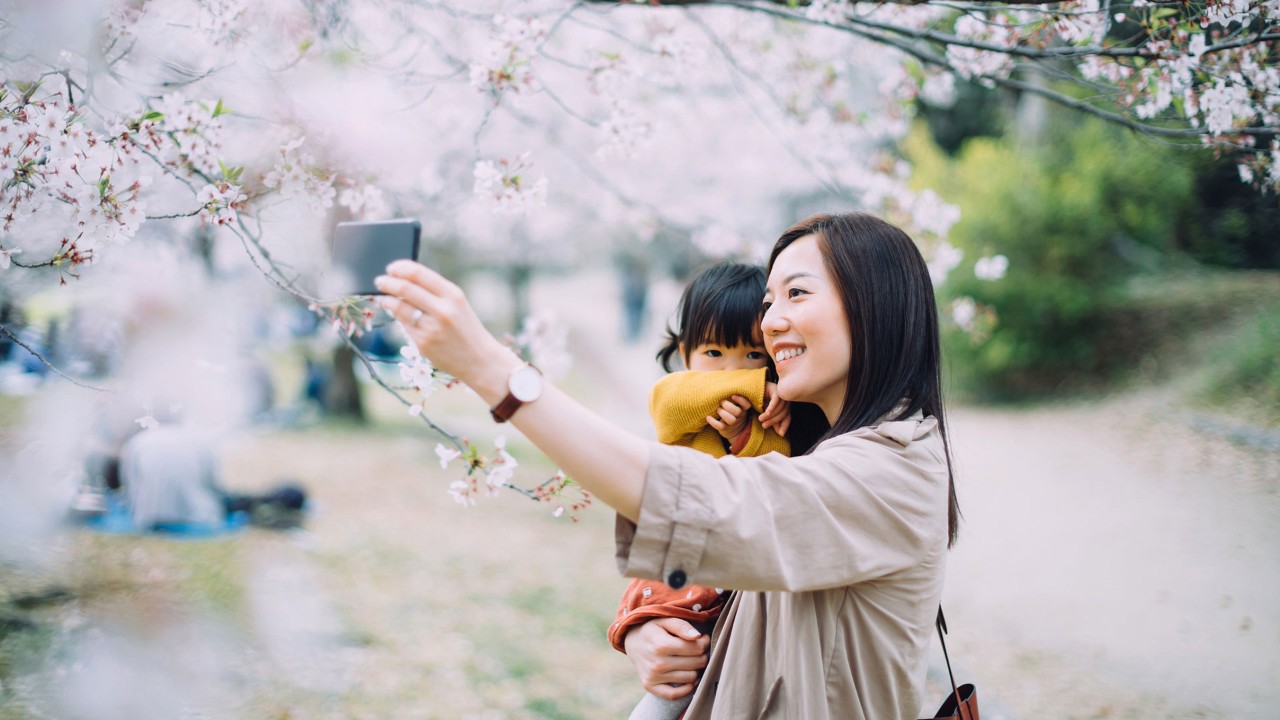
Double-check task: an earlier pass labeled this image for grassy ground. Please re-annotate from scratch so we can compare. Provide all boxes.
[1,421,640,719]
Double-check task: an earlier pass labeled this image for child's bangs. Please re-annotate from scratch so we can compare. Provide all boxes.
[685,281,765,351]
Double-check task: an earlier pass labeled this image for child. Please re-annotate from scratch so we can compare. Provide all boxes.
[608,262,791,720]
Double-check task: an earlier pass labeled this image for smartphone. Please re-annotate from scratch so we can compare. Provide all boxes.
[321,219,422,298]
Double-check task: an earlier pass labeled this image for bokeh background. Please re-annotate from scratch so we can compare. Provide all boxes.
[1,1,1278,718]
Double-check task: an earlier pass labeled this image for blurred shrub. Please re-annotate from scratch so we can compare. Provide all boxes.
[905,117,1204,397]
[1180,156,1280,269]
[1196,299,1280,420]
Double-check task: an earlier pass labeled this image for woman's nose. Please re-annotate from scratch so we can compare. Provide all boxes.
[761,304,786,335]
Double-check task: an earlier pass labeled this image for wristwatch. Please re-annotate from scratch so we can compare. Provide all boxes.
[490,363,543,423]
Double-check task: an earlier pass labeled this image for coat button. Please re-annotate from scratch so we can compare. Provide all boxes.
[667,569,687,589]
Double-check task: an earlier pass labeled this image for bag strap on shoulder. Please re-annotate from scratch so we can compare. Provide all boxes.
[936,606,970,720]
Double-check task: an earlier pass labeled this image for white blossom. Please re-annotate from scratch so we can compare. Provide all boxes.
[1203,0,1257,26]
[1199,77,1253,134]
[1054,0,1106,46]
[469,15,546,96]
[806,0,852,22]
[597,104,655,160]
[974,254,1009,281]
[436,443,462,470]
[448,480,476,508]
[927,242,964,285]
[920,72,956,107]
[195,182,245,226]
[512,312,572,381]
[950,297,977,332]
[472,153,548,215]
[263,136,335,211]
[485,435,518,494]
[338,183,387,219]
[947,14,1015,81]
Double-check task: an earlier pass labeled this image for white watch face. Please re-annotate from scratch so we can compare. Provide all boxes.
[509,365,543,402]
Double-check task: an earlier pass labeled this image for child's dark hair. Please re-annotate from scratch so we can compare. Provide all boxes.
[657,262,767,372]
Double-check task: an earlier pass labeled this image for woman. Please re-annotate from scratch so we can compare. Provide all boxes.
[376,212,960,719]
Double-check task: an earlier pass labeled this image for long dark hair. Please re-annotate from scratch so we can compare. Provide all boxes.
[657,262,769,373]
[767,212,961,547]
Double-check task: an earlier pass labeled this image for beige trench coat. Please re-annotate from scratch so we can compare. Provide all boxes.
[615,414,949,720]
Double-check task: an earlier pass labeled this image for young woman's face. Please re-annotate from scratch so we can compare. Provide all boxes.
[684,339,770,372]
[762,233,852,423]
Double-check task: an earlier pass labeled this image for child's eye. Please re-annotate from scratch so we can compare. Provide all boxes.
[705,349,723,357]
[747,351,766,360]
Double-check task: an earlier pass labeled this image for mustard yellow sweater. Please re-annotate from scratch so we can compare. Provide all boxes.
[648,367,791,459]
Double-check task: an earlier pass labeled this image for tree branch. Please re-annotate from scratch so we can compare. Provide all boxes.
[682,0,1275,139]
[0,323,110,392]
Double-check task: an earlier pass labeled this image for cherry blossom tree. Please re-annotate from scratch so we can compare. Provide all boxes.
[0,0,1273,516]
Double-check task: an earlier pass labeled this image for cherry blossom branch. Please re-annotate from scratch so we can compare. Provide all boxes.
[744,6,1276,139]
[0,323,110,392]
[683,10,846,196]
[337,330,467,453]
[697,1,1278,61]
[589,0,1187,6]
[535,77,601,127]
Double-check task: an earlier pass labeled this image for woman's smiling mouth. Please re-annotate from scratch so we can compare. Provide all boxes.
[775,346,806,366]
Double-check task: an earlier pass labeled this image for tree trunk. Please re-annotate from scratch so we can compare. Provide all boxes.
[323,343,365,421]
[509,262,532,332]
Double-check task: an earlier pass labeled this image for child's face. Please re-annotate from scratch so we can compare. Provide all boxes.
[685,340,770,372]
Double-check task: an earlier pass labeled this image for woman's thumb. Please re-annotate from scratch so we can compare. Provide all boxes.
[659,617,702,639]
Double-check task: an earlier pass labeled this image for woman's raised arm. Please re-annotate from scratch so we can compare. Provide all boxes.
[376,260,650,521]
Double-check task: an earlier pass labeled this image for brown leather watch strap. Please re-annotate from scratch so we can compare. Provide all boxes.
[490,393,523,423]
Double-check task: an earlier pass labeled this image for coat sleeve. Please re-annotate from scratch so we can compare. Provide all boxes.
[615,418,949,593]
[648,368,769,444]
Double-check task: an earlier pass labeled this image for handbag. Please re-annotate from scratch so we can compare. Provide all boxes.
[919,607,979,720]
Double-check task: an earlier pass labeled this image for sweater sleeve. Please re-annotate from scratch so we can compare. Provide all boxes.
[615,417,949,592]
[648,368,770,444]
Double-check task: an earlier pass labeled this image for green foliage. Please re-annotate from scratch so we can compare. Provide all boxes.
[916,79,1007,155]
[1197,299,1280,421]
[906,117,1204,397]
[1179,156,1280,269]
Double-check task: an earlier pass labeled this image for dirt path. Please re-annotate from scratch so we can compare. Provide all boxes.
[943,400,1279,719]
[533,269,1280,719]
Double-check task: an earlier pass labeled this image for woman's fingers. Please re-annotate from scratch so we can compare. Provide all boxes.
[373,261,517,392]
[624,618,709,698]
[648,682,696,701]
[374,274,446,321]
[385,259,458,298]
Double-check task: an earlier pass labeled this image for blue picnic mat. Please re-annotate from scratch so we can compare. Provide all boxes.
[79,493,248,538]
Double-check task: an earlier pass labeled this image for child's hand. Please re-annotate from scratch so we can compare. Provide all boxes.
[759,382,791,437]
[706,395,752,443]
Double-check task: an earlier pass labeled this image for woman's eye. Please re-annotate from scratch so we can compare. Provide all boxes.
[761,301,773,313]
[705,349,722,357]
[788,287,807,299]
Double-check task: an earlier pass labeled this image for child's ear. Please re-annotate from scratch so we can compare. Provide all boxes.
[679,342,689,368]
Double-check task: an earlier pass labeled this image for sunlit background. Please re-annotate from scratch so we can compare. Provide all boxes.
[1,0,1277,718]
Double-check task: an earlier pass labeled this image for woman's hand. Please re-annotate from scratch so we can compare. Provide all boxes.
[375,260,520,403]
[376,259,650,520]
[759,381,791,437]
[623,617,711,700]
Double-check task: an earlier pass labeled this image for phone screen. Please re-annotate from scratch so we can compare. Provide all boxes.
[322,219,422,298]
